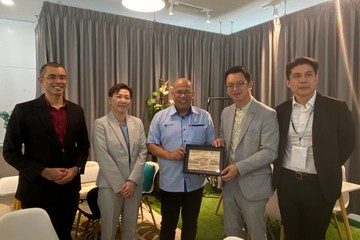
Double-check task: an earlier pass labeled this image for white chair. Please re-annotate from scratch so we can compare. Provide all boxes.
[0,175,20,216]
[332,165,348,239]
[223,236,244,240]
[140,161,159,227]
[0,207,59,240]
[79,161,99,200]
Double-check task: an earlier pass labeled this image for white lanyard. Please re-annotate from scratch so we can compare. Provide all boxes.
[290,106,314,144]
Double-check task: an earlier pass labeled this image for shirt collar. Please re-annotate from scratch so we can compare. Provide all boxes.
[236,97,252,112]
[170,105,195,117]
[292,91,316,109]
[42,94,67,108]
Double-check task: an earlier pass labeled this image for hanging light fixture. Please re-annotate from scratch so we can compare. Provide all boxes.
[273,6,279,18]
[122,0,165,13]
[206,11,211,23]
[169,1,174,15]
[201,9,212,24]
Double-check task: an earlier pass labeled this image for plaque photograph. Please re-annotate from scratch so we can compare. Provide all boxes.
[184,144,225,176]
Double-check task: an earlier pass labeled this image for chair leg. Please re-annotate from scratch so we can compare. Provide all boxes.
[13,198,21,210]
[82,219,90,240]
[215,192,223,215]
[143,196,157,227]
[75,211,82,238]
[265,217,276,240]
[140,201,144,221]
[93,220,100,240]
[280,225,285,240]
[333,213,343,240]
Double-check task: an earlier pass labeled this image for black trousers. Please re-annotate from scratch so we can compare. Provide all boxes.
[278,168,336,240]
[21,191,79,240]
[159,187,204,240]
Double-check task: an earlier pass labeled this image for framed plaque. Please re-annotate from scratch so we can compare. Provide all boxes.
[183,144,225,176]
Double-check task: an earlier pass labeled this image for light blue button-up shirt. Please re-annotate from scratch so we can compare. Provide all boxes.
[147,105,215,192]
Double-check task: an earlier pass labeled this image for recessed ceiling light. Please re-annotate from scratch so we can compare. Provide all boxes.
[1,0,14,6]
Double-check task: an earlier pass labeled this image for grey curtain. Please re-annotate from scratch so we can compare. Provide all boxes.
[36,0,360,213]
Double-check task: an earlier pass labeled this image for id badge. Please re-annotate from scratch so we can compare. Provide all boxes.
[290,146,307,170]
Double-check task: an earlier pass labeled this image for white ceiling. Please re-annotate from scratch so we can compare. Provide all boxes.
[0,0,329,35]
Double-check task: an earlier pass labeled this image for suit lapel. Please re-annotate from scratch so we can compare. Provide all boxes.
[225,104,236,153]
[312,93,323,139]
[236,100,257,147]
[35,97,61,145]
[108,111,129,154]
[127,117,138,155]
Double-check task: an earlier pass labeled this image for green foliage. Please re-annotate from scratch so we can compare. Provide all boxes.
[146,79,174,123]
[0,111,11,129]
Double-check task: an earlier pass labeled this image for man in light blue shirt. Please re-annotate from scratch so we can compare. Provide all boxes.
[147,78,215,240]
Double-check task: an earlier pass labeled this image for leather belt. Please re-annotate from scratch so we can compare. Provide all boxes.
[282,167,317,180]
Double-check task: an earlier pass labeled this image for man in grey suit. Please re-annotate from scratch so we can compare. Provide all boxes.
[213,65,279,240]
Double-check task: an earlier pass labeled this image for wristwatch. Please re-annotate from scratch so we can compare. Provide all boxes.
[78,167,82,174]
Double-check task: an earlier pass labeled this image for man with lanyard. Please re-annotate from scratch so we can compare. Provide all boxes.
[273,57,355,240]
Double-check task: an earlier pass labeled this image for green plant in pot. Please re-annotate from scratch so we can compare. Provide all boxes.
[146,79,174,124]
[0,111,11,129]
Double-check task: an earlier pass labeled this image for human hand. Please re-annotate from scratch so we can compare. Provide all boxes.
[41,167,67,182]
[55,167,79,185]
[120,180,136,198]
[221,164,238,181]
[212,139,224,148]
[169,147,186,161]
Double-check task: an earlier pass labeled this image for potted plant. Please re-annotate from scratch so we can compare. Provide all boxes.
[0,111,10,129]
[146,79,174,124]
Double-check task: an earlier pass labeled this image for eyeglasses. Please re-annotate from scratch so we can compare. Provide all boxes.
[173,90,193,96]
[226,81,248,90]
[45,74,67,81]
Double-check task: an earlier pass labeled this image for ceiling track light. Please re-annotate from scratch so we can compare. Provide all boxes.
[169,1,174,15]
[122,0,165,13]
[273,6,279,18]
[201,9,212,24]
[263,0,282,18]
[167,0,214,23]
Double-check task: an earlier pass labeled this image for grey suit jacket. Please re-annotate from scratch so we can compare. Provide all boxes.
[92,111,147,194]
[220,98,279,201]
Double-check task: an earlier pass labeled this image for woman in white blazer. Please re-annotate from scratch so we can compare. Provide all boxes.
[93,83,147,240]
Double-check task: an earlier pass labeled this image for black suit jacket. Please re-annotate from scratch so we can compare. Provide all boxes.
[273,93,355,203]
[3,95,90,204]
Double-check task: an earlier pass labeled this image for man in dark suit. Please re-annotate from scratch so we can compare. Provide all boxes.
[3,62,90,240]
[273,57,355,240]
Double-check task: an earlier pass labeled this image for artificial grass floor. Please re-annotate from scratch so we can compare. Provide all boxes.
[148,184,360,240]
